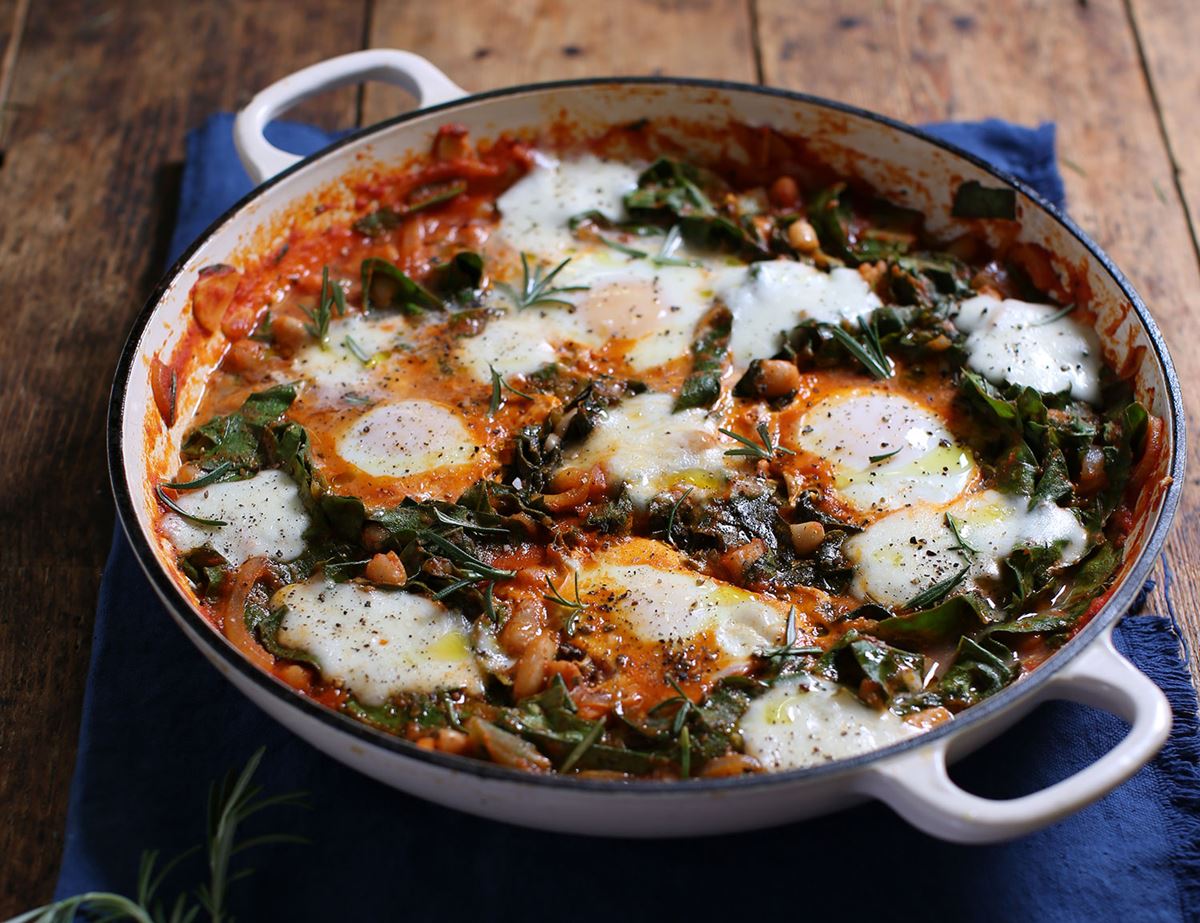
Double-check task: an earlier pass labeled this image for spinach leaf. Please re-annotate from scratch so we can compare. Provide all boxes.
[243,602,318,665]
[821,630,926,703]
[1004,540,1069,606]
[937,636,1019,708]
[428,251,484,300]
[353,180,468,237]
[623,158,771,259]
[875,592,995,647]
[360,257,442,314]
[952,181,1017,219]
[180,383,297,475]
[675,305,731,411]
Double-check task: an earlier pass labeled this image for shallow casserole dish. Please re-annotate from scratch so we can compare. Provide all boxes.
[108,50,1186,841]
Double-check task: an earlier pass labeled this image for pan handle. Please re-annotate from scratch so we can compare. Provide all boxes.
[857,625,1171,843]
[233,50,468,184]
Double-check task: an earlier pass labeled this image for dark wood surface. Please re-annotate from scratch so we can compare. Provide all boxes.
[1,0,1196,912]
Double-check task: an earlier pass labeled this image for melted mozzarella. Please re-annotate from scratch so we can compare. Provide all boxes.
[275,580,483,705]
[739,676,920,770]
[845,488,1090,606]
[560,392,731,505]
[161,469,309,565]
[290,314,406,390]
[718,261,881,367]
[791,388,976,515]
[951,295,1102,404]
[337,400,482,479]
[576,542,790,656]
[495,153,642,258]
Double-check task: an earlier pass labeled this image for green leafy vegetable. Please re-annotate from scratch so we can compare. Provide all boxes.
[675,305,731,411]
[13,749,305,923]
[361,257,442,315]
[952,180,1017,220]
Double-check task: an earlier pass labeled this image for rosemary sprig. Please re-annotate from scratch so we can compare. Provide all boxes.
[13,749,305,923]
[652,224,700,268]
[544,571,586,635]
[156,484,227,527]
[757,607,822,662]
[663,485,694,547]
[299,266,347,348]
[868,447,902,464]
[1033,303,1076,327]
[903,564,970,611]
[558,719,605,774]
[483,580,505,626]
[419,531,517,582]
[678,725,692,779]
[823,318,893,380]
[720,422,795,461]
[432,507,509,535]
[497,253,589,310]
[342,335,376,365]
[162,461,233,490]
[487,364,535,416]
[946,512,978,560]
[598,236,649,258]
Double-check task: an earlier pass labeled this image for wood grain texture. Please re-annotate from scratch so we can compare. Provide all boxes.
[1127,0,1200,261]
[0,1,365,913]
[2,0,1198,915]
[759,0,1200,682]
[362,0,756,124]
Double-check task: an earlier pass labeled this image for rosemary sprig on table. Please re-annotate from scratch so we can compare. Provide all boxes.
[497,254,589,310]
[720,422,795,461]
[12,749,305,923]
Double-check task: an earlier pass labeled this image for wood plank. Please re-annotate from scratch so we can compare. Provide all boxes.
[0,1,365,913]
[0,0,28,149]
[1127,0,1200,263]
[362,0,756,124]
[759,0,1200,681]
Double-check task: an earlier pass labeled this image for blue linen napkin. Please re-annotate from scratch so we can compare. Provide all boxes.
[51,114,1200,922]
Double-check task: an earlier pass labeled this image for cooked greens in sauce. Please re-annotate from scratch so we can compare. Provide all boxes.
[153,123,1161,779]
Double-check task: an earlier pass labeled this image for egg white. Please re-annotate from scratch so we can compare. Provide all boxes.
[336,400,483,480]
[791,388,976,516]
[161,469,309,565]
[275,579,483,706]
[951,295,1102,404]
[289,313,408,391]
[495,153,642,259]
[559,391,732,506]
[739,675,920,770]
[573,539,792,658]
[844,488,1090,606]
[718,260,882,368]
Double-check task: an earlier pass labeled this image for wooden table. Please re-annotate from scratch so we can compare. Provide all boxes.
[1,0,1196,911]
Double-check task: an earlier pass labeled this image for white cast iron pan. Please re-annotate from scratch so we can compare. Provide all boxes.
[108,50,1186,842]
